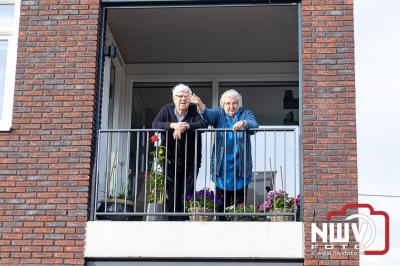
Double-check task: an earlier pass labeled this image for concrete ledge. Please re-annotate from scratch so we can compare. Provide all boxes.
[85,221,303,259]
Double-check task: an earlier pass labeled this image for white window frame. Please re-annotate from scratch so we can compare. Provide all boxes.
[0,0,21,131]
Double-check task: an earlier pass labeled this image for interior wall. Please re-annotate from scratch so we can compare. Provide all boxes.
[223,85,299,125]
[105,4,299,127]
[126,62,299,126]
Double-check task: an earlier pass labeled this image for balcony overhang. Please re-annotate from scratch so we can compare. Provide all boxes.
[101,0,301,5]
[85,221,304,259]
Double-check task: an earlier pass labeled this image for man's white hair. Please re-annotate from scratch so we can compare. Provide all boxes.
[172,83,192,96]
[220,89,243,108]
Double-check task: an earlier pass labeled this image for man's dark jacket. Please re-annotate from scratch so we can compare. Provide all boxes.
[152,103,207,172]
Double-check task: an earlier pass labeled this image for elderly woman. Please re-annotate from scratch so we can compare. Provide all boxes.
[191,90,258,213]
[152,83,207,220]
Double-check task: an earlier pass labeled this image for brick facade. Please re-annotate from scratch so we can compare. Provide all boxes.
[0,0,358,265]
[0,1,100,265]
[302,0,358,265]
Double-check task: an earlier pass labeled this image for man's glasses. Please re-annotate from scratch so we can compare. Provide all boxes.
[174,94,191,99]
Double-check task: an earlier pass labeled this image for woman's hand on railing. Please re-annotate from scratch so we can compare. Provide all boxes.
[232,120,247,131]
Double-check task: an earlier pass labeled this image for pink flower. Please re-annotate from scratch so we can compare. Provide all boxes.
[259,201,271,212]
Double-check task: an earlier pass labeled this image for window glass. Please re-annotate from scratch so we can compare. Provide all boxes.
[0,40,8,120]
[0,5,14,28]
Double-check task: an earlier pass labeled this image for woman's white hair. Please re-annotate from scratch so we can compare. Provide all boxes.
[219,89,242,108]
[172,83,192,96]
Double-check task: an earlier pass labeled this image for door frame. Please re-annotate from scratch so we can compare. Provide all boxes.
[90,1,303,220]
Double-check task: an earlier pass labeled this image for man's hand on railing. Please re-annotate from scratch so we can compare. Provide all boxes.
[170,122,189,132]
[173,129,183,140]
[170,122,190,140]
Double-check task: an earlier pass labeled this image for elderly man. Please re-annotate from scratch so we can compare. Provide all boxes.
[191,89,259,215]
[152,83,207,220]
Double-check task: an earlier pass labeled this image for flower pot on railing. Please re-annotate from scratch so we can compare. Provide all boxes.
[188,206,214,221]
[259,189,300,222]
[146,203,167,221]
[185,188,221,222]
[226,203,261,221]
[96,199,135,221]
[269,209,295,222]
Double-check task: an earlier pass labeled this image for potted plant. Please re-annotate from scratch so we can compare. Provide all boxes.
[226,203,260,221]
[259,189,296,222]
[96,182,135,221]
[145,134,168,221]
[185,188,222,221]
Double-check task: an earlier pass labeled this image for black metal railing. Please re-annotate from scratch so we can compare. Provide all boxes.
[93,127,300,221]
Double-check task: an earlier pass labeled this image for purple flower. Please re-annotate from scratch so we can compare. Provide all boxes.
[184,188,222,208]
[185,194,193,201]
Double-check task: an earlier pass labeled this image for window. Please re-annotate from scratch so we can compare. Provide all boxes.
[0,1,20,131]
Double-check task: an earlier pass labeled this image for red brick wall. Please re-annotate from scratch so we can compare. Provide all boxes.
[0,0,358,264]
[0,1,100,265]
[302,0,358,265]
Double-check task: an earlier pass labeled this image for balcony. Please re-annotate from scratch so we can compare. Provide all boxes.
[92,126,300,221]
[86,126,302,260]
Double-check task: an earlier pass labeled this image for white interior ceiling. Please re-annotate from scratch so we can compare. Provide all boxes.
[106,5,298,64]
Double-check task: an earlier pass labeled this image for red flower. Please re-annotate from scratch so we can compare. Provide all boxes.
[150,134,158,143]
